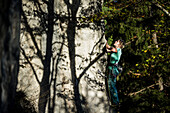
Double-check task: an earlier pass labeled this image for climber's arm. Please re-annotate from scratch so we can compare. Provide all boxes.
[106,42,117,53]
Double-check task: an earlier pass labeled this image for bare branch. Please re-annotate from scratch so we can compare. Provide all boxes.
[21,8,44,64]
[20,46,41,84]
[33,0,47,33]
[78,50,105,81]
[90,33,104,61]
[128,83,159,96]
[152,1,170,17]
[129,70,141,76]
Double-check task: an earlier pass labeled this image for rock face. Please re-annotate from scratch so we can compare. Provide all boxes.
[18,0,110,113]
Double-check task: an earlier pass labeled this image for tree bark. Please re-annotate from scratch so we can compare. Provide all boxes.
[0,0,21,113]
[64,0,84,112]
[38,0,54,113]
[152,32,164,91]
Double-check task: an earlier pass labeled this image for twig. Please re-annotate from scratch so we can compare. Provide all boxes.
[20,46,41,84]
[128,83,159,96]
[151,1,170,17]
[129,70,141,76]
[21,8,44,64]
[78,51,105,81]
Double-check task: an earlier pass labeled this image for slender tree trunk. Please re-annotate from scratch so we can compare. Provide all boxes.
[65,0,83,112]
[152,32,163,91]
[150,3,164,91]
[38,0,54,113]
[67,19,83,113]
[0,0,21,113]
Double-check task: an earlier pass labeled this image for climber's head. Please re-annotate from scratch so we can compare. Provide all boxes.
[114,39,125,49]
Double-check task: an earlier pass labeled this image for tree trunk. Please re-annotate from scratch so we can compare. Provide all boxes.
[67,20,83,113]
[0,0,21,113]
[65,0,83,111]
[152,32,163,91]
[38,0,54,113]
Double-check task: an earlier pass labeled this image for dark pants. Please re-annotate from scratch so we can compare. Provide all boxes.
[105,66,119,106]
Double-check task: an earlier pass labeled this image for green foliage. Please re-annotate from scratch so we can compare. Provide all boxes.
[123,89,170,113]
[85,0,170,112]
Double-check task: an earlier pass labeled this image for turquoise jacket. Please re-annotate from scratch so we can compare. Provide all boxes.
[108,48,122,76]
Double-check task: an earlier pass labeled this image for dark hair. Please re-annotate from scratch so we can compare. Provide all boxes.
[118,39,125,49]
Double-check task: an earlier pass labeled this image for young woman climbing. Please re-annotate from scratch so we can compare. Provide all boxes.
[105,39,124,107]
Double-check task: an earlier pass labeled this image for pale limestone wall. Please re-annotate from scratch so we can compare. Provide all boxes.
[18,0,110,112]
